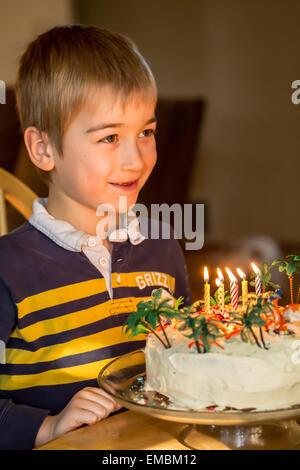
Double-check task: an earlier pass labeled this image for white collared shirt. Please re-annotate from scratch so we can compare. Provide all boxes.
[28,198,145,299]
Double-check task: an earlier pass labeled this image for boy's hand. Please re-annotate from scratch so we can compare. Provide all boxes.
[35,387,122,447]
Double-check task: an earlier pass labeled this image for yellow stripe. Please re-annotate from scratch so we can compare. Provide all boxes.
[0,352,141,390]
[1,333,146,390]
[17,278,108,319]
[6,326,145,365]
[11,299,110,341]
[11,296,151,342]
[1,270,176,391]
[16,271,175,320]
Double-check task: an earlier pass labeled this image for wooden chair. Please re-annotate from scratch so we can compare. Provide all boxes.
[0,167,38,235]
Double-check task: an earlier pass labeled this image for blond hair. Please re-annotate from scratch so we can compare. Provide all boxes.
[15,24,157,183]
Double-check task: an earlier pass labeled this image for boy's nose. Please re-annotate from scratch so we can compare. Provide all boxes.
[120,142,145,172]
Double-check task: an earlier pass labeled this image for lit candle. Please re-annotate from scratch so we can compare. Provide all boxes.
[216,268,225,311]
[216,278,225,311]
[204,266,210,313]
[251,262,262,297]
[225,267,239,311]
[236,268,248,305]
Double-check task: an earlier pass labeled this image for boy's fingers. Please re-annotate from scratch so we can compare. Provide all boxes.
[83,386,114,399]
[92,388,123,410]
[71,408,99,428]
[81,387,121,410]
[75,396,115,418]
[54,397,116,438]
[81,398,117,421]
[80,387,116,403]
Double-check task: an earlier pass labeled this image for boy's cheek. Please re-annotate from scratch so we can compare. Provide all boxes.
[58,167,102,201]
[149,150,157,169]
[65,157,110,188]
[143,154,157,181]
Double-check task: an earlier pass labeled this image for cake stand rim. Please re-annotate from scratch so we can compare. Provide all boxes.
[97,349,300,426]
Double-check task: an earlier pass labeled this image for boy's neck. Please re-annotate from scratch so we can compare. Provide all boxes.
[45,189,113,252]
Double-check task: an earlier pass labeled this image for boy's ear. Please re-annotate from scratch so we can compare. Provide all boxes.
[24,126,56,172]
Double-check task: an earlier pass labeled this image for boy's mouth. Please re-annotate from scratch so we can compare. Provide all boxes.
[109,179,139,191]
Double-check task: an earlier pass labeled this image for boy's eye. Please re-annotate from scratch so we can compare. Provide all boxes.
[140,128,157,138]
[98,128,157,144]
[100,134,118,144]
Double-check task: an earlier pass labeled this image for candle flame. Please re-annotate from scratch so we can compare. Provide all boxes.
[251,262,260,275]
[225,267,237,283]
[236,268,246,280]
[217,267,224,282]
[216,278,222,288]
[204,266,209,282]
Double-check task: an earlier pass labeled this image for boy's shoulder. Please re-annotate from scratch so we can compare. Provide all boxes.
[1,221,34,237]
[0,222,44,250]
[0,221,61,263]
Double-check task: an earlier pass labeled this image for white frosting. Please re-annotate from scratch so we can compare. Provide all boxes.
[284,306,300,323]
[144,328,300,411]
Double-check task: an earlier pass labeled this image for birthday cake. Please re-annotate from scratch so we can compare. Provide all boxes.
[124,255,300,412]
[144,317,300,412]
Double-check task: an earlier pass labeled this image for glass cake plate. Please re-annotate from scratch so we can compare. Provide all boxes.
[98,350,300,450]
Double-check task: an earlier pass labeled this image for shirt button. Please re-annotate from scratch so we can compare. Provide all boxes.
[87,236,97,247]
[99,257,108,266]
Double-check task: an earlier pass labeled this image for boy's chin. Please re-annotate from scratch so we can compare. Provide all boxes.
[113,194,139,213]
[95,195,139,215]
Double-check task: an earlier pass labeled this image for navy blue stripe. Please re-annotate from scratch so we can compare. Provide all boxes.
[18,290,110,329]
[0,340,145,375]
[7,313,129,351]
[0,378,99,414]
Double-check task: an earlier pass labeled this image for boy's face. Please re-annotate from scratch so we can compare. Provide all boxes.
[51,86,157,214]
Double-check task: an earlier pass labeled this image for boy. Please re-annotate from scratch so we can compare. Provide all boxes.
[0,25,191,449]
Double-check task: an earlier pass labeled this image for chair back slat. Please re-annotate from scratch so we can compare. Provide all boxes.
[0,188,7,236]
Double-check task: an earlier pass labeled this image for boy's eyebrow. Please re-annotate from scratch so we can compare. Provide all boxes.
[85,116,157,134]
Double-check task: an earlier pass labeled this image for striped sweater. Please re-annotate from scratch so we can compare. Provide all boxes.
[0,220,191,449]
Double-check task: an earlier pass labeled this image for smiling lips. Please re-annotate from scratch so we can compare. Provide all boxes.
[109,179,139,191]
